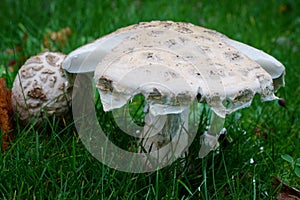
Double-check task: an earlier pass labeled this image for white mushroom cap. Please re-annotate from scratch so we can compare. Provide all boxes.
[62,21,285,118]
[12,52,71,124]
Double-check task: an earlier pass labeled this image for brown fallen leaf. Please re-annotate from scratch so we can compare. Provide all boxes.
[279,3,292,14]
[3,33,29,72]
[0,78,13,152]
[272,176,300,200]
[43,27,72,50]
[253,126,269,140]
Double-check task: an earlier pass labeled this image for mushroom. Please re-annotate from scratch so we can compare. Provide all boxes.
[62,21,285,162]
[12,52,71,124]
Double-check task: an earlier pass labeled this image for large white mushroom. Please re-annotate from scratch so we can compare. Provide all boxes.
[62,21,285,162]
[12,52,71,124]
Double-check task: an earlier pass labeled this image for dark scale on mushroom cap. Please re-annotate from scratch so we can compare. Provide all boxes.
[97,76,114,92]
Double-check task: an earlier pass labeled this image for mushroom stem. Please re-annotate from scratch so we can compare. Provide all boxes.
[198,112,225,158]
[141,107,190,164]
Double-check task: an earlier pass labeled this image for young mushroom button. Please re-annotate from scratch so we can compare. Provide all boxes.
[12,52,71,124]
[62,21,285,158]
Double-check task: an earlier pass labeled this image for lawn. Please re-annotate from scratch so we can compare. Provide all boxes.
[1,0,300,199]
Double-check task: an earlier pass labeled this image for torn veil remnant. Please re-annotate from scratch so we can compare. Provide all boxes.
[62,21,285,159]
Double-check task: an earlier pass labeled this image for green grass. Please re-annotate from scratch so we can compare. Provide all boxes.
[1,0,300,199]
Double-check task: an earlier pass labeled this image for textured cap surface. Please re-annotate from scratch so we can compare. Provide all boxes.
[12,52,71,124]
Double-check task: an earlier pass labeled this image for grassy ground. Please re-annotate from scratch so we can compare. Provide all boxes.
[1,0,300,199]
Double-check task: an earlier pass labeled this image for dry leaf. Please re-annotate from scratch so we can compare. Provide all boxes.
[279,4,292,14]
[272,176,300,200]
[3,33,28,72]
[0,78,13,151]
[254,126,269,140]
[43,27,72,50]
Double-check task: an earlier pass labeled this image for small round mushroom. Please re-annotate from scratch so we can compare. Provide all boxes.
[62,21,285,162]
[12,52,71,124]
